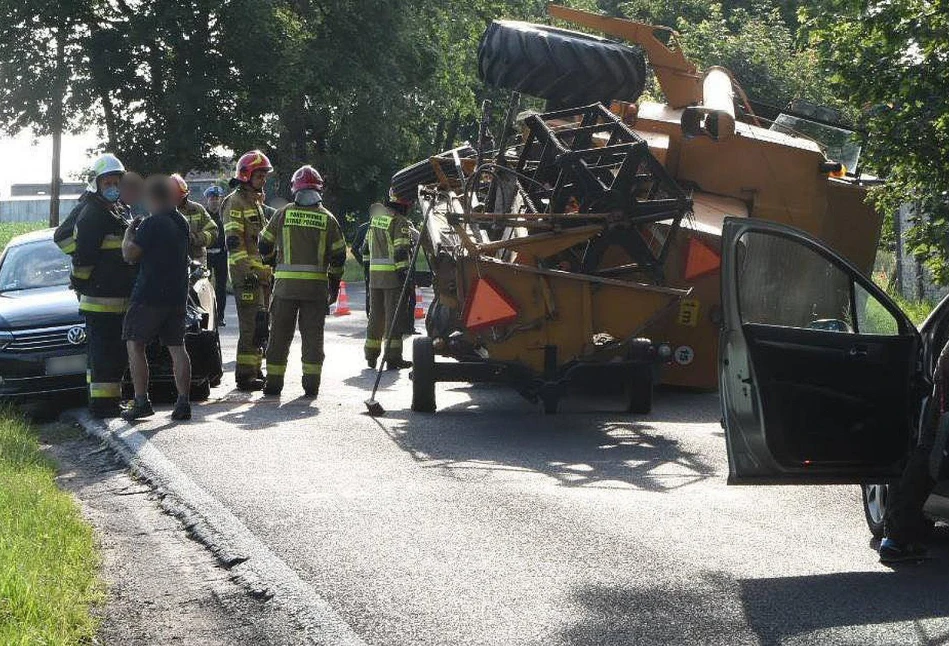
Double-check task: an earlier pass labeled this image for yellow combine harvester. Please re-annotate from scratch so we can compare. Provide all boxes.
[394,5,881,412]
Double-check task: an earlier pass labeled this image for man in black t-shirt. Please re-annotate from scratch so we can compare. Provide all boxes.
[120,175,193,421]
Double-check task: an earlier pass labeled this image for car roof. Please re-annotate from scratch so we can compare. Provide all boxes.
[5,227,55,247]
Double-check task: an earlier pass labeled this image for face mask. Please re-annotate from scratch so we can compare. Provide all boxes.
[295,190,322,206]
[102,186,121,203]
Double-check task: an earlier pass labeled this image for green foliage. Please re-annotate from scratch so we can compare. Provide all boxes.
[804,0,949,283]
[0,408,102,644]
[0,222,46,252]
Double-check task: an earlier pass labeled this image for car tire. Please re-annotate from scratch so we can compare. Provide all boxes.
[478,20,647,108]
[411,337,436,413]
[862,484,888,540]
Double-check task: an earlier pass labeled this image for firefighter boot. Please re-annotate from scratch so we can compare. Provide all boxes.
[302,374,320,399]
[263,374,284,397]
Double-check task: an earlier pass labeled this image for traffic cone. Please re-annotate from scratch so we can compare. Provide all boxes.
[414,287,426,319]
[334,281,351,316]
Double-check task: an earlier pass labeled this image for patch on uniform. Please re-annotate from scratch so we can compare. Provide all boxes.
[241,291,256,302]
[674,345,695,366]
[678,298,700,327]
[371,215,392,229]
[286,209,327,229]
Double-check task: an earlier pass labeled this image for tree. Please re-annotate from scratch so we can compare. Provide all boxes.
[804,0,949,282]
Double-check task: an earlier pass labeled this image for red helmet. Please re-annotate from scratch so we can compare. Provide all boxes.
[169,173,189,202]
[290,165,325,194]
[234,150,273,183]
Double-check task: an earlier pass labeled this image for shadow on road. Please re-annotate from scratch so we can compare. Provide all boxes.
[378,385,715,492]
[562,561,949,645]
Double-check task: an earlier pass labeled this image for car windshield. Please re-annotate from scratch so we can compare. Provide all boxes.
[0,239,72,292]
[770,114,863,173]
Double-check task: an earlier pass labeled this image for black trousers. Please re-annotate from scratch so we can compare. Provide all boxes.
[885,388,939,543]
[209,251,228,320]
[84,311,128,415]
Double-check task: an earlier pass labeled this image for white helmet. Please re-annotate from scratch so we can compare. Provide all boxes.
[86,153,126,191]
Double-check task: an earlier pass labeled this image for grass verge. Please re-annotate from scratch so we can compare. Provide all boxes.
[0,222,46,253]
[0,408,101,644]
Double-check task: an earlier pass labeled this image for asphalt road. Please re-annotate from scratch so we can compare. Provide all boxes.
[126,285,949,645]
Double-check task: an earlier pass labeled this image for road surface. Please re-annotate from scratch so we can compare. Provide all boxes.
[116,285,949,645]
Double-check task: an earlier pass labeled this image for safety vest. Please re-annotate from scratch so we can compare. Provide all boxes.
[259,204,346,300]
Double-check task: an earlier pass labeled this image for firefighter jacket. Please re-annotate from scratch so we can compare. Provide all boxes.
[54,191,93,255]
[259,203,346,301]
[71,195,137,314]
[180,199,219,265]
[222,186,271,288]
[363,211,411,289]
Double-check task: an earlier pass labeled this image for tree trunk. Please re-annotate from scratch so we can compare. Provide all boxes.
[49,22,67,227]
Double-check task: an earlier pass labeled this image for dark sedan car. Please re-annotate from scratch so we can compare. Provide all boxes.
[0,228,223,401]
[0,228,88,398]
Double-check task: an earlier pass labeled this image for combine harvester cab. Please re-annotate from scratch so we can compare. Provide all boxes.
[396,5,881,411]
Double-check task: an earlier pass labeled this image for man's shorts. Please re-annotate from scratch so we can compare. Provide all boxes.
[122,302,187,346]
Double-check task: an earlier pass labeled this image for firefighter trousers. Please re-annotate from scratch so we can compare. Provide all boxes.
[365,287,403,363]
[235,291,266,383]
[84,311,128,416]
[265,297,326,392]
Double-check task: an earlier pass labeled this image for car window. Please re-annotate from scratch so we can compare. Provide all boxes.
[736,230,855,331]
[0,240,71,292]
[854,283,900,336]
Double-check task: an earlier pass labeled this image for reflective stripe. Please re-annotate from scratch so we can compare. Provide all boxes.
[302,362,322,376]
[89,382,121,398]
[101,234,123,250]
[393,237,411,247]
[365,339,382,349]
[267,364,286,376]
[236,353,260,366]
[58,237,76,253]
[387,339,403,349]
[275,271,327,281]
[224,221,244,232]
[86,370,92,384]
[276,264,322,273]
[72,265,94,279]
[370,258,396,271]
[79,295,129,313]
[260,228,276,242]
[331,239,347,252]
[229,251,248,264]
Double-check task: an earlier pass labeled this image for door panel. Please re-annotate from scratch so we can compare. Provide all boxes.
[720,218,920,484]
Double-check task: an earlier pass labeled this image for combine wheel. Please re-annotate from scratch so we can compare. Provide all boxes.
[411,337,437,413]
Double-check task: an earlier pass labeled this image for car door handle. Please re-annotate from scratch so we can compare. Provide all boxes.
[848,345,869,360]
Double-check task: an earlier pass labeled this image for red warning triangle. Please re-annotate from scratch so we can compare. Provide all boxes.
[684,237,721,281]
[463,277,519,331]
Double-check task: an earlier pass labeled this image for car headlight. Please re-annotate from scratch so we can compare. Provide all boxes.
[0,331,13,351]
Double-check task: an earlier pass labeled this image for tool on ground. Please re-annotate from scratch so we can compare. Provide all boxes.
[365,200,434,417]
[334,281,351,316]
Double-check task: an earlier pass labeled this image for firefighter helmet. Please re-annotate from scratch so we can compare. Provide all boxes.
[233,150,273,183]
[170,173,189,202]
[290,165,325,194]
[386,187,413,209]
[87,153,126,191]
[204,185,225,198]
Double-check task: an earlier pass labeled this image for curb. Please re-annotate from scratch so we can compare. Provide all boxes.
[64,409,366,646]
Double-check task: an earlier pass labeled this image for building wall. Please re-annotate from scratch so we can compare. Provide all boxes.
[0,196,82,223]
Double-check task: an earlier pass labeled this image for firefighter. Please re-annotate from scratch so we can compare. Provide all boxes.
[350,212,372,314]
[71,153,138,418]
[222,150,273,391]
[258,166,346,398]
[170,173,218,268]
[362,190,413,370]
[204,186,228,327]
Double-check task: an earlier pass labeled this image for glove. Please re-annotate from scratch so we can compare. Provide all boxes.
[243,273,260,289]
[328,277,341,305]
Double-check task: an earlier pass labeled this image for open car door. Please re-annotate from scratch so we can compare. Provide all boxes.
[720,218,921,484]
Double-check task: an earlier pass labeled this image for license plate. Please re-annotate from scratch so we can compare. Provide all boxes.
[46,354,87,376]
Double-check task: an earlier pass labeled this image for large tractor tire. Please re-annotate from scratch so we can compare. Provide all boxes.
[478,20,647,108]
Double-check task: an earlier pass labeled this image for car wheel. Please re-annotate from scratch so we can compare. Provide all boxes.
[862,484,888,540]
[478,20,647,107]
[411,337,436,413]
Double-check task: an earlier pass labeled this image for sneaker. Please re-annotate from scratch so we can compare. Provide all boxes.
[171,400,192,421]
[879,538,929,564]
[236,378,265,392]
[385,358,413,371]
[121,399,155,421]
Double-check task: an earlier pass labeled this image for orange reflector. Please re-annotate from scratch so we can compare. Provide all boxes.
[684,237,721,281]
[463,277,518,331]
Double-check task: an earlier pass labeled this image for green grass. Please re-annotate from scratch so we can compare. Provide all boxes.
[0,222,46,253]
[0,408,101,644]
[872,271,937,327]
[341,254,364,283]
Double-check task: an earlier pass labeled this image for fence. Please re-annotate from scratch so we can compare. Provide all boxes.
[0,196,83,223]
